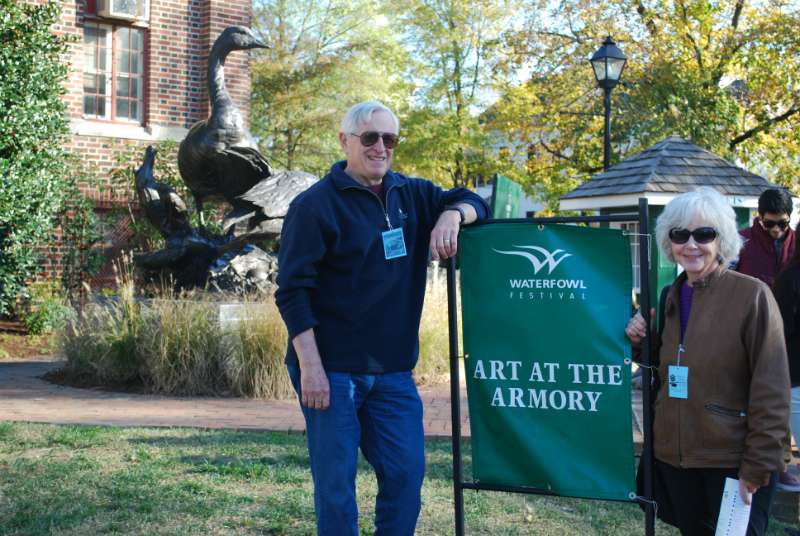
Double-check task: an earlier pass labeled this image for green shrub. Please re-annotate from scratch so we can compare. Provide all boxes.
[0,1,73,317]
[21,281,74,335]
[60,158,104,307]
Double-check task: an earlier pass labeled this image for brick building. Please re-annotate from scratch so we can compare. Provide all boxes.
[32,0,255,282]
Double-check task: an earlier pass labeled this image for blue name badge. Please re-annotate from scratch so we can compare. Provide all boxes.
[668,365,689,399]
[382,227,407,260]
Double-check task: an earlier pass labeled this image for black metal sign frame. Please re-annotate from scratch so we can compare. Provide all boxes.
[446,198,655,535]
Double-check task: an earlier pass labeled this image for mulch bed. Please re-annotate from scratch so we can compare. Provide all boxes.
[0,321,58,359]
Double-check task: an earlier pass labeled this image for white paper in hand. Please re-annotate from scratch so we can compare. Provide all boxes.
[715,477,752,536]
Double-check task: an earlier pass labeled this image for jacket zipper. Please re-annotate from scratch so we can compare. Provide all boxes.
[705,403,747,418]
[346,184,397,230]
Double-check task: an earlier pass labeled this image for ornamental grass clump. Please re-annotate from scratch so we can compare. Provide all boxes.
[59,259,453,395]
[60,257,293,398]
[137,297,232,395]
[415,277,452,385]
[60,262,142,386]
[226,300,293,399]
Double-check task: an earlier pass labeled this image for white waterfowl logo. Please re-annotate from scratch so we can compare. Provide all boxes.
[493,246,572,275]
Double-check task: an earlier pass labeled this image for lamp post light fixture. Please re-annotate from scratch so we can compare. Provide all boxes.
[590,35,627,170]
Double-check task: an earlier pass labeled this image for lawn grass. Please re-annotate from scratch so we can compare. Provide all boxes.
[0,422,791,535]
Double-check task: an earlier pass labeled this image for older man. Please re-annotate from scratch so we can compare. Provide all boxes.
[275,101,489,535]
[737,187,800,493]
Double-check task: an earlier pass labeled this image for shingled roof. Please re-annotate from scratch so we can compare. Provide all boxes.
[561,135,776,200]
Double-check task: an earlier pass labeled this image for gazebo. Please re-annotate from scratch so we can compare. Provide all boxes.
[559,135,782,297]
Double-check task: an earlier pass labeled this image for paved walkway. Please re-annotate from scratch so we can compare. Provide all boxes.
[0,359,644,443]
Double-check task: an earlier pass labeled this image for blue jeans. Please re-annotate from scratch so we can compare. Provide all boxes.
[287,364,425,536]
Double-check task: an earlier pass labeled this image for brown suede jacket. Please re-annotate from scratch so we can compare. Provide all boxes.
[652,266,790,486]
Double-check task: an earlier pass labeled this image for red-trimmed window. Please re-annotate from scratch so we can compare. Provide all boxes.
[83,23,144,123]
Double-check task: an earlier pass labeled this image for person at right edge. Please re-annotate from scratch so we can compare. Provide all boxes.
[626,187,790,535]
[771,232,800,534]
[735,187,800,493]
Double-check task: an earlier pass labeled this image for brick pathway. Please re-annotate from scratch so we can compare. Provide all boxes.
[0,359,647,443]
[0,359,472,437]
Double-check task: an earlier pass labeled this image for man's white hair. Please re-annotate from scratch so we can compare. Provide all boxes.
[655,187,743,266]
[340,101,399,134]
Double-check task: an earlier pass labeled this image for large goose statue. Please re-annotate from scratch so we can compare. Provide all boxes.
[135,26,317,292]
[178,26,270,224]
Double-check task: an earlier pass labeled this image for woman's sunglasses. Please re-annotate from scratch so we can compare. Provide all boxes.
[762,218,790,230]
[668,227,718,244]
[350,131,400,149]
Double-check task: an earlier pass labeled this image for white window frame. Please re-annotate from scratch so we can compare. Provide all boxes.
[113,26,145,123]
[611,220,641,292]
[83,23,113,121]
[97,0,150,22]
[82,23,144,124]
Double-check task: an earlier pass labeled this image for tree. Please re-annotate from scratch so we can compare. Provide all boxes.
[0,0,74,316]
[251,0,412,178]
[489,0,800,206]
[390,0,516,188]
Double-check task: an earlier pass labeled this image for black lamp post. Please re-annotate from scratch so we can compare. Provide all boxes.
[590,36,627,170]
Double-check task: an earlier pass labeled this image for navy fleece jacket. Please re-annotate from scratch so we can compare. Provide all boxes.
[275,161,489,374]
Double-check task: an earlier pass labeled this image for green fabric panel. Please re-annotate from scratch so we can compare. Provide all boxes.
[459,223,636,501]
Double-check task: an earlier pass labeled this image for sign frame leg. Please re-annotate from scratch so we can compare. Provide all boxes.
[447,256,466,536]
[638,198,656,536]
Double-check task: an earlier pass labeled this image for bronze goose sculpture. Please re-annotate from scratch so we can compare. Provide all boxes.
[135,145,191,239]
[178,26,270,224]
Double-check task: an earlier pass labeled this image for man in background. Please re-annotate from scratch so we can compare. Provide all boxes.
[737,187,800,492]
[738,188,796,286]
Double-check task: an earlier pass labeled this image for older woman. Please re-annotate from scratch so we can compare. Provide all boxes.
[626,187,789,535]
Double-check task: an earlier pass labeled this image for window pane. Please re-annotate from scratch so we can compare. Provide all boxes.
[130,78,139,98]
[116,77,129,97]
[116,98,129,119]
[84,26,97,45]
[83,73,97,93]
[130,100,139,121]
[117,26,130,48]
[98,45,107,71]
[98,75,106,95]
[117,50,131,74]
[96,27,109,50]
[113,0,137,16]
[130,53,139,74]
[84,51,96,71]
[83,96,96,115]
[97,96,106,117]
[132,29,143,51]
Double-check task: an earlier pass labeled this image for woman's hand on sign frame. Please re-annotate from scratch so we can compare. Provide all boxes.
[625,308,654,348]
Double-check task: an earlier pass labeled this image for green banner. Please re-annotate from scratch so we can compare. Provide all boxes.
[491,175,522,218]
[459,223,636,501]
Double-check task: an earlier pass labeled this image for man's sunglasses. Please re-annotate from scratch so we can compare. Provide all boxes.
[668,227,718,244]
[350,131,399,149]
[762,218,790,230]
